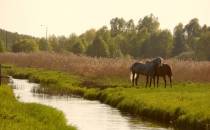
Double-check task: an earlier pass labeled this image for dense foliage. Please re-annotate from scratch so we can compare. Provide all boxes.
[1,14,210,60]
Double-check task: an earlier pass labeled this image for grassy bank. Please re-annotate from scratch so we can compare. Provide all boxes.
[0,85,76,130]
[5,66,210,130]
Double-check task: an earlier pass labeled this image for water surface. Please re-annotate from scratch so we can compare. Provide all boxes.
[11,78,172,130]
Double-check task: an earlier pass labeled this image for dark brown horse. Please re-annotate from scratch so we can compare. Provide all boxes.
[155,63,173,88]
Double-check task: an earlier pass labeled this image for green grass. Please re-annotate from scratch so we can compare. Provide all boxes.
[4,66,210,130]
[0,85,76,130]
[99,85,210,129]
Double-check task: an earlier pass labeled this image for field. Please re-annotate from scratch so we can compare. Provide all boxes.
[0,85,76,130]
[1,52,210,130]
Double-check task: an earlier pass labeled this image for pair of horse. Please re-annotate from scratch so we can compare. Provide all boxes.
[130,57,172,88]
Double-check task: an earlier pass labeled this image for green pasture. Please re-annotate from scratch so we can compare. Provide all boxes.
[3,66,210,130]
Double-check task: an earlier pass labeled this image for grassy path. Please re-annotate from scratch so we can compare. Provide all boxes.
[5,66,210,130]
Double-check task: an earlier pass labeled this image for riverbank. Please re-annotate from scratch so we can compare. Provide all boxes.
[0,85,76,130]
[5,66,210,130]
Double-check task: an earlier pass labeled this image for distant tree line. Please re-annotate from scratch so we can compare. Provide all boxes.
[1,14,210,60]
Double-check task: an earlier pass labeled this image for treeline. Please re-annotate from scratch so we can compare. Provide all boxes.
[1,14,210,60]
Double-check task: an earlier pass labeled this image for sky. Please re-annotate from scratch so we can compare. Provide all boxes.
[0,0,210,37]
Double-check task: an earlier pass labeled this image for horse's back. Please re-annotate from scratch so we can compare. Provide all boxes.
[156,64,172,76]
[130,62,149,75]
[163,64,172,76]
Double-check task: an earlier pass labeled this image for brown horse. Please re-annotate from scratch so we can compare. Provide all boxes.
[155,63,173,88]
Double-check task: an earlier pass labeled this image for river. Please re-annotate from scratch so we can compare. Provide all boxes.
[10,78,172,130]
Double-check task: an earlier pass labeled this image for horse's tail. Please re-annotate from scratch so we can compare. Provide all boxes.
[130,64,134,82]
[130,72,133,82]
[167,64,173,79]
[130,62,138,83]
[130,72,138,82]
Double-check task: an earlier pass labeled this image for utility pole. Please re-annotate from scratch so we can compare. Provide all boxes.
[40,25,48,51]
[41,25,48,43]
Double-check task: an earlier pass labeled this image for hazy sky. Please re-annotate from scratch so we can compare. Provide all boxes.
[0,0,209,37]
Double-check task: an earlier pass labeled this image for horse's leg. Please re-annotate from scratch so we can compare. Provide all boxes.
[153,76,155,88]
[149,76,152,87]
[132,72,135,86]
[169,76,172,88]
[157,76,159,88]
[135,74,139,86]
[163,76,166,88]
[146,75,148,88]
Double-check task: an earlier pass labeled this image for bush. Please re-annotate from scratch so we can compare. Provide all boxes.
[12,38,38,52]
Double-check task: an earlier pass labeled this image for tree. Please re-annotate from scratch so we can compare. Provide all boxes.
[96,26,111,42]
[80,29,96,45]
[157,30,173,57]
[57,36,67,52]
[38,38,49,51]
[114,34,129,55]
[185,18,201,38]
[137,14,160,34]
[172,23,189,56]
[126,19,135,33]
[72,40,85,54]
[66,34,79,52]
[110,17,126,37]
[184,18,201,50]
[108,39,123,58]
[87,36,110,57]
[130,28,150,57]
[12,38,38,52]
[48,35,61,52]
[195,31,210,60]
[201,24,208,33]
[142,30,173,58]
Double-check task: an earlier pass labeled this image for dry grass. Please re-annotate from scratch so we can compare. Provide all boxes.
[0,52,210,82]
[0,52,132,78]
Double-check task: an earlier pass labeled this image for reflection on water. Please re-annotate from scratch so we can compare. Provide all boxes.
[10,78,172,130]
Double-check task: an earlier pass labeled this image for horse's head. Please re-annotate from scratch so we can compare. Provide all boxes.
[151,57,164,67]
[154,57,163,65]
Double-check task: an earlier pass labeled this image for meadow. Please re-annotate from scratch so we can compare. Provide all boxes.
[1,52,210,130]
[0,85,76,130]
[3,65,210,130]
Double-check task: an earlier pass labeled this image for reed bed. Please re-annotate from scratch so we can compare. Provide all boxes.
[0,52,210,82]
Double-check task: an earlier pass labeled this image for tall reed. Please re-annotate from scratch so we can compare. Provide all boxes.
[0,52,210,82]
